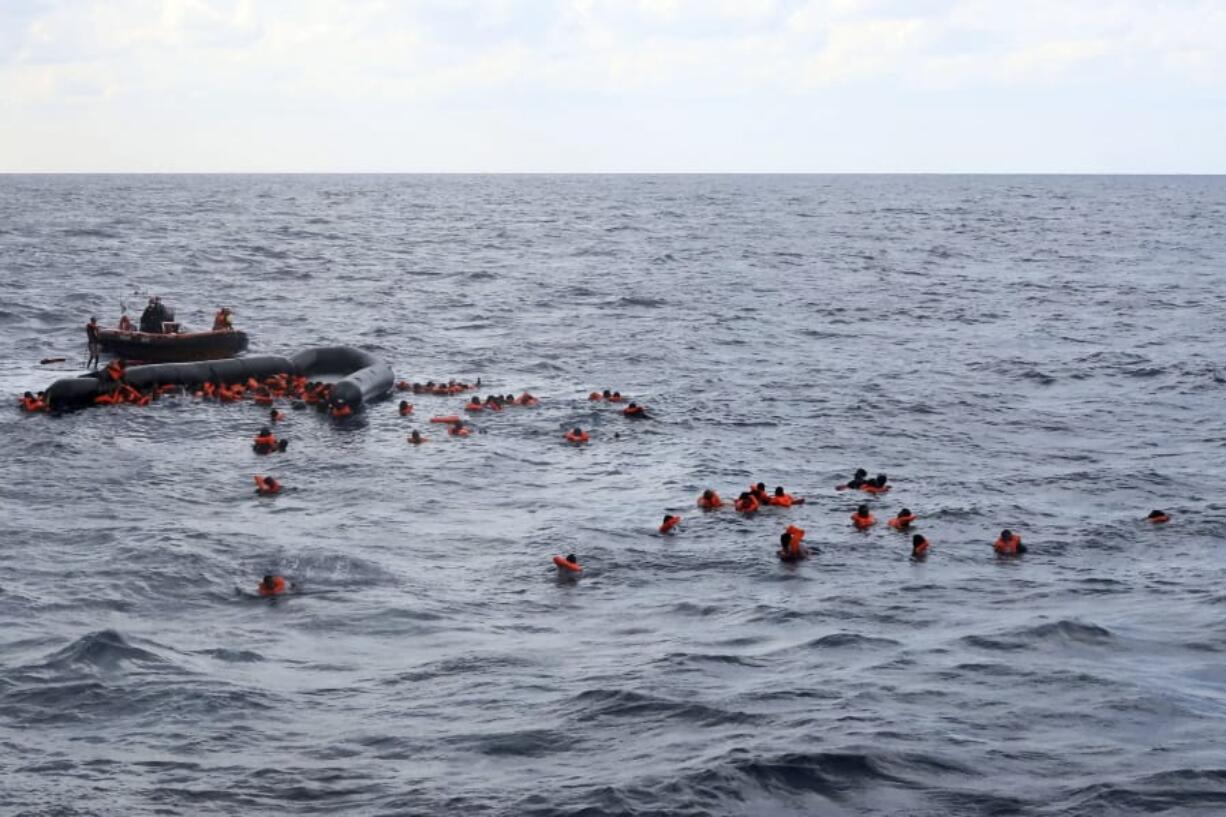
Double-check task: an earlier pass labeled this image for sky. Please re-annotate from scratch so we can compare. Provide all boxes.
[1,0,1224,172]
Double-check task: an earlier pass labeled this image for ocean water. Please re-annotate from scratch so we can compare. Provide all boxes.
[1,174,1225,816]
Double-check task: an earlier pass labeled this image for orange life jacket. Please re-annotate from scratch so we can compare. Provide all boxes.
[517,394,539,406]
[851,512,876,529]
[106,362,124,381]
[253,475,281,495]
[994,535,1022,555]
[697,492,723,509]
[564,430,590,444]
[861,484,891,494]
[430,415,461,424]
[888,514,917,530]
[93,392,117,405]
[553,555,582,573]
[913,537,930,558]
[659,515,681,534]
[135,393,151,407]
[253,433,277,448]
[330,404,353,418]
[258,576,288,596]
[735,496,759,514]
[769,494,794,507]
[449,425,471,437]
[589,392,602,401]
[465,401,484,412]
[622,405,644,416]
[1147,514,1170,524]
[782,525,806,558]
[253,393,273,406]
[20,396,46,412]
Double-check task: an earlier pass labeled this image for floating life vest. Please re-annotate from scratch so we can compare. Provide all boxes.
[430,415,461,425]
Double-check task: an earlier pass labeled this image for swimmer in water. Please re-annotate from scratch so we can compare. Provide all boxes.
[994,529,1026,556]
[258,574,293,597]
[660,514,681,534]
[836,468,869,491]
[911,534,929,560]
[777,525,809,561]
[851,504,876,529]
[399,400,413,417]
[770,486,805,507]
[408,430,425,444]
[1146,509,1170,523]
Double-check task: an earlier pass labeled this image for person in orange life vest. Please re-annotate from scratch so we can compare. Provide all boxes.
[622,402,647,418]
[697,489,723,509]
[254,475,281,495]
[861,474,890,494]
[734,491,759,513]
[889,509,917,530]
[448,421,471,437]
[770,486,805,507]
[20,392,46,412]
[213,307,234,331]
[750,482,770,505]
[1146,510,1170,524]
[258,574,292,597]
[836,468,868,491]
[86,316,100,369]
[778,525,809,561]
[911,534,929,560]
[105,359,126,383]
[408,429,426,444]
[252,427,287,454]
[994,529,1026,556]
[660,514,681,534]
[269,408,285,423]
[851,504,876,529]
[608,391,624,403]
[564,427,590,444]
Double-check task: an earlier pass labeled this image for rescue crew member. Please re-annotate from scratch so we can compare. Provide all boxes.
[86,316,100,369]
[213,307,234,331]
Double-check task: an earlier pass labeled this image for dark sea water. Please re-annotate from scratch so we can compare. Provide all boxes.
[2,174,1226,816]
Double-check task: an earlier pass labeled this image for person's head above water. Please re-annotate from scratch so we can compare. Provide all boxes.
[259,427,271,436]
[1147,510,1166,519]
[875,473,888,485]
[1000,529,1013,540]
[90,315,97,322]
[855,468,867,479]
[774,486,785,496]
[912,534,926,548]
[565,553,577,564]
[702,489,714,500]
[261,575,275,588]
[900,508,912,517]
[572,427,582,435]
[756,482,766,492]
[857,504,869,516]
[602,389,611,398]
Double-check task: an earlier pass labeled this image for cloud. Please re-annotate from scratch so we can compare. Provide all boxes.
[1,0,1224,170]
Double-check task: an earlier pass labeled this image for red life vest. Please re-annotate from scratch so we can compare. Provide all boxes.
[851,512,876,529]
[888,514,917,530]
[258,576,288,596]
[659,515,681,534]
[735,496,759,514]
[994,535,1022,555]
[564,430,590,444]
[697,492,723,509]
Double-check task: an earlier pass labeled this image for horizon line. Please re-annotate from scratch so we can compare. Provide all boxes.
[2,170,1225,177]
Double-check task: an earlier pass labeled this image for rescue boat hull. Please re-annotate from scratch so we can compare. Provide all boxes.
[97,329,249,363]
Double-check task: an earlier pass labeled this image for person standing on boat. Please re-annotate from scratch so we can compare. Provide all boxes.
[85,316,100,369]
[139,297,171,333]
[213,307,234,331]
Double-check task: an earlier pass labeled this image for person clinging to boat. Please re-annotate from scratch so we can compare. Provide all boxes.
[213,306,234,331]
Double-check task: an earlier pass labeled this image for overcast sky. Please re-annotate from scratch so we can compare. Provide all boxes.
[2,0,1223,172]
